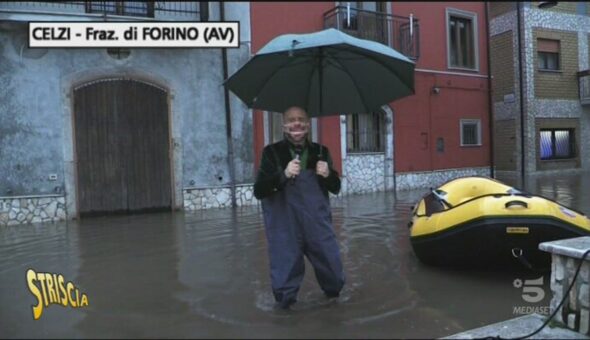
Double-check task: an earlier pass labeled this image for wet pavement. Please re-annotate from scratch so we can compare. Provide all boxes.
[1,172,589,338]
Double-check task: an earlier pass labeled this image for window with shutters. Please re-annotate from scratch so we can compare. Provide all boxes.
[537,38,560,71]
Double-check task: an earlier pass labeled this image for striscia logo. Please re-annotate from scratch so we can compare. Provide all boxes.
[26,269,89,320]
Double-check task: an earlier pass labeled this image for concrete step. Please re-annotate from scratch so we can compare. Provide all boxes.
[445,313,588,339]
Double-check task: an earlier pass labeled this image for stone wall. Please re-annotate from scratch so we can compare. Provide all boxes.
[395,166,491,191]
[540,237,590,335]
[342,153,385,194]
[0,195,66,226]
[183,184,257,211]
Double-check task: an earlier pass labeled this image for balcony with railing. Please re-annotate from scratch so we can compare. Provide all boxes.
[0,1,206,21]
[323,5,419,60]
[578,70,590,105]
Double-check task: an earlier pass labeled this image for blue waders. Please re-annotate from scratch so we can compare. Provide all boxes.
[262,168,345,308]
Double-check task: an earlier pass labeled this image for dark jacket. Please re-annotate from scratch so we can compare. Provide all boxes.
[253,139,341,200]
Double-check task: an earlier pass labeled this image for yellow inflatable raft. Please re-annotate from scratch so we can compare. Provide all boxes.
[409,176,590,268]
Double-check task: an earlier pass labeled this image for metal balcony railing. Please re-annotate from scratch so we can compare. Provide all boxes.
[1,1,203,19]
[323,5,419,60]
[578,70,590,105]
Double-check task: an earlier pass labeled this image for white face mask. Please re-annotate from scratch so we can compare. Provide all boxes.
[283,121,309,141]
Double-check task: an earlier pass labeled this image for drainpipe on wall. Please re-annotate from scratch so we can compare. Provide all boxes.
[485,3,495,178]
[221,2,237,208]
[516,2,526,185]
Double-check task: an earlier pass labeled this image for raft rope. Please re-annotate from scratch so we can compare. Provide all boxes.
[479,248,590,340]
[511,247,550,273]
[431,188,453,209]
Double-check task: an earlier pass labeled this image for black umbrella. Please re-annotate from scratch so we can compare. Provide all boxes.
[224,28,415,117]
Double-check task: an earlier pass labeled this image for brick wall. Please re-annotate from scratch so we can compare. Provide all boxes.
[535,118,581,171]
[491,31,514,103]
[494,119,516,171]
[533,29,579,100]
[489,2,515,18]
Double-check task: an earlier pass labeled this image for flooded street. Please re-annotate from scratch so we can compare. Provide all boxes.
[1,172,589,338]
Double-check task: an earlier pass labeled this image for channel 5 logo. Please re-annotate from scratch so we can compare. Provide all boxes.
[513,276,545,303]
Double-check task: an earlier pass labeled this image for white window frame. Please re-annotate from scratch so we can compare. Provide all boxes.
[460,119,482,146]
[446,8,479,72]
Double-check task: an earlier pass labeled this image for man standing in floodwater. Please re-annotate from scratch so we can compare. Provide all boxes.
[253,106,345,310]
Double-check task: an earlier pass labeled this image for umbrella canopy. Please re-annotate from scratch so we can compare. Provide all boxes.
[224,28,415,117]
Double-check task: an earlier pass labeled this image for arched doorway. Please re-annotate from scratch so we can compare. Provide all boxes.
[73,78,172,216]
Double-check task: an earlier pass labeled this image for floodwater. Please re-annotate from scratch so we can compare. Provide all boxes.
[1,172,589,338]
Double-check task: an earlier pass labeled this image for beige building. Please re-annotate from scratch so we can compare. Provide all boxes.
[489,2,590,180]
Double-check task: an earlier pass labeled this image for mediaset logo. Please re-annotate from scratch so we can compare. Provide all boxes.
[512,276,550,315]
[26,269,89,320]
